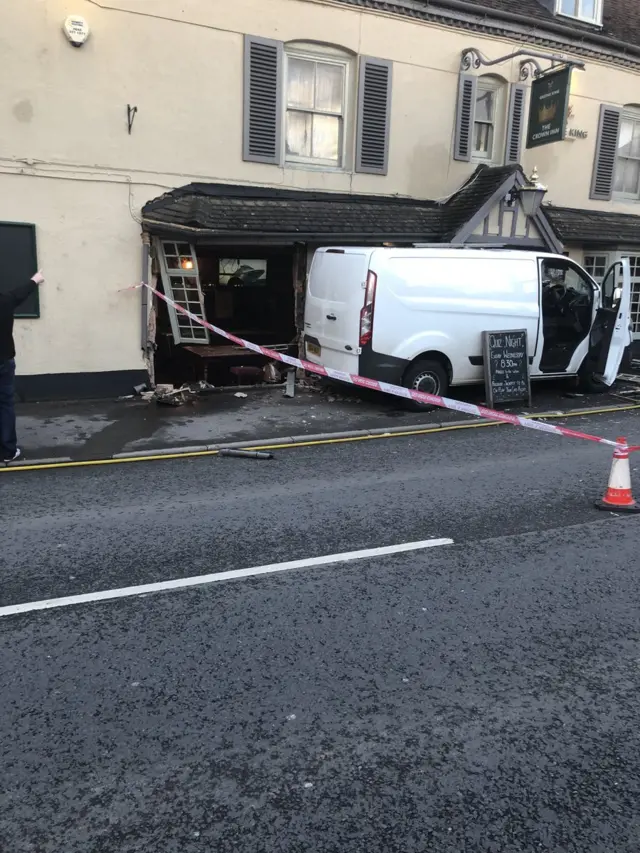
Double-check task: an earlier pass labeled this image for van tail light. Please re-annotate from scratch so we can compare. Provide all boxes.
[359,271,377,347]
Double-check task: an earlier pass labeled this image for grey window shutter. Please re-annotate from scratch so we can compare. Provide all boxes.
[355,57,392,175]
[243,35,283,164]
[454,73,477,162]
[505,83,526,165]
[590,104,623,200]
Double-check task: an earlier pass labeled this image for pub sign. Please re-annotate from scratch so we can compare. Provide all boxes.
[526,67,572,149]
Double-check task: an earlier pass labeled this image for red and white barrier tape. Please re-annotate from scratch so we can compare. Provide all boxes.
[136,283,626,450]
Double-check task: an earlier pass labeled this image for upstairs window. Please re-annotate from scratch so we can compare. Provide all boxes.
[285,49,348,168]
[243,36,392,175]
[556,0,602,25]
[614,107,640,198]
[454,73,523,166]
[473,76,506,163]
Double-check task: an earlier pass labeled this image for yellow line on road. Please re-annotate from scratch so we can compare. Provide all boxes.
[2,403,640,474]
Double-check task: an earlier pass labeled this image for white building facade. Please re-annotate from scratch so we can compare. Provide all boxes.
[2,0,640,398]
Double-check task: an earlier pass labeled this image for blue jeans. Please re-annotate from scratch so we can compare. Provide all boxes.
[0,359,17,458]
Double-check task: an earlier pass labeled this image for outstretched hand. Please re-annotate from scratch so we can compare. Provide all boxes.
[31,271,44,285]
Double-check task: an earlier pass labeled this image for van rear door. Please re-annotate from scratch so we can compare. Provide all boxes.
[304,248,370,372]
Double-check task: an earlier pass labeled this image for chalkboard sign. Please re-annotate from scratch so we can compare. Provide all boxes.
[482,329,531,408]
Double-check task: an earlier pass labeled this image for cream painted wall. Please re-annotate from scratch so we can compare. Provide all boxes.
[5,0,640,204]
[0,173,148,376]
[2,0,640,378]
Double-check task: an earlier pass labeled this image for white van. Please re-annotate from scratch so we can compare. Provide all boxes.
[303,247,632,404]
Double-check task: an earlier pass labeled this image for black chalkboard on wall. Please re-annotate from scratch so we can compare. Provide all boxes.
[0,222,40,318]
[482,329,531,408]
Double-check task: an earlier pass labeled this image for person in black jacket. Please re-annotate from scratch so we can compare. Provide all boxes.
[0,271,44,463]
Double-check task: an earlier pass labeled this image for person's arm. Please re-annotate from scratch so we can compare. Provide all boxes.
[0,272,44,310]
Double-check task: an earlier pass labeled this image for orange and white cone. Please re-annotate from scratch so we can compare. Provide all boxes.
[595,437,640,513]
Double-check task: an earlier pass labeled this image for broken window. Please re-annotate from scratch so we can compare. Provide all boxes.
[158,241,209,344]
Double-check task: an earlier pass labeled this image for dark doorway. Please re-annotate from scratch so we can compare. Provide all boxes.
[153,243,297,387]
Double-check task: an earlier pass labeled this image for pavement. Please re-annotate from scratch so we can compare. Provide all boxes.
[3,408,640,851]
[12,374,640,463]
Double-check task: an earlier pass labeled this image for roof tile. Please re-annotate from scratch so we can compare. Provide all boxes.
[142,184,442,241]
[143,174,640,249]
[544,205,640,245]
[332,0,640,56]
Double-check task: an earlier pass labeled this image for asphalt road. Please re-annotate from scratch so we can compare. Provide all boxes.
[2,410,640,852]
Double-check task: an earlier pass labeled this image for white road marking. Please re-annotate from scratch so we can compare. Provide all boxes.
[0,538,453,618]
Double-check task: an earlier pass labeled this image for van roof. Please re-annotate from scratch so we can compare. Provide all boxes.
[317,246,563,261]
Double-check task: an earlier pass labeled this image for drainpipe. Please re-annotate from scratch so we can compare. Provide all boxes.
[419,0,640,61]
[140,231,151,352]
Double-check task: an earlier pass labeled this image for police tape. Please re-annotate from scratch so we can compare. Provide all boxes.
[138,283,626,450]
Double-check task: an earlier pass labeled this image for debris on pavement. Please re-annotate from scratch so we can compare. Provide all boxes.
[155,387,189,407]
[283,368,296,398]
[118,381,218,407]
[234,392,248,399]
[263,362,282,383]
[155,383,213,406]
[219,448,274,459]
[297,375,324,392]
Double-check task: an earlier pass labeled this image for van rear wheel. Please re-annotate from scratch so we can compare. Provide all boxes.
[403,360,449,410]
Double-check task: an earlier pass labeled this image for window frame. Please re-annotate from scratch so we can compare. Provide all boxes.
[555,0,602,25]
[471,75,507,165]
[157,240,210,345]
[283,44,352,170]
[613,108,640,201]
[616,250,640,340]
[583,253,611,283]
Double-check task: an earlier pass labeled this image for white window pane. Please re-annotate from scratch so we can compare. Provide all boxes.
[630,122,640,158]
[618,120,634,156]
[286,110,312,157]
[475,89,495,123]
[287,58,315,109]
[580,0,596,18]
[315,63,344,114]
[585,255,608,281]
[619,158,640,194]
[474,122,493,156]
[560,0,577,13]
[312,114,340,161]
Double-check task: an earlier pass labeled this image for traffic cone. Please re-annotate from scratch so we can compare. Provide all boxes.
[595,437,640,513]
